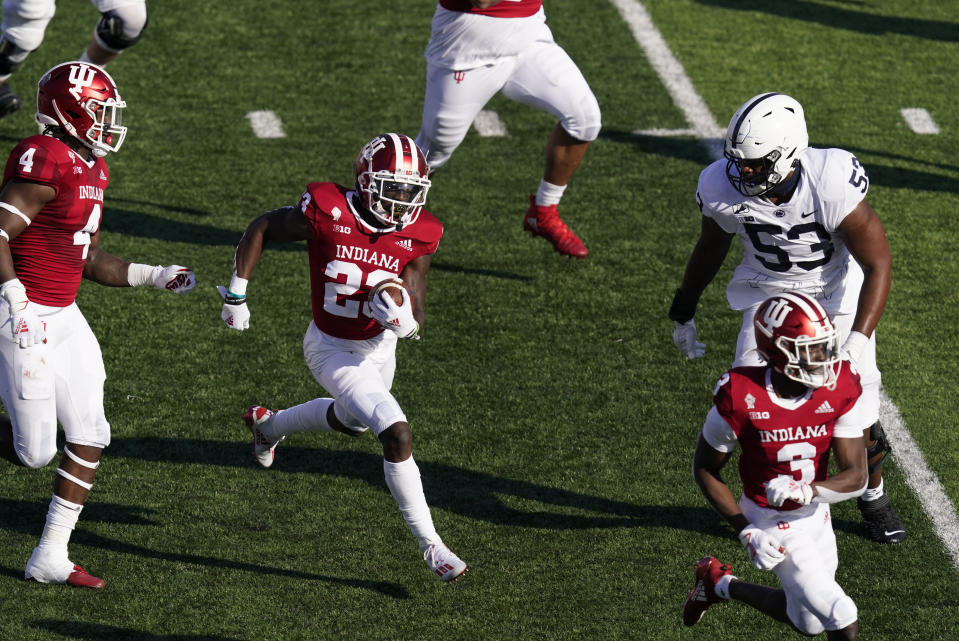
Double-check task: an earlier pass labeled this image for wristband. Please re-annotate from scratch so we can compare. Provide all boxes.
[0,277,27,305]
[842,330,869,362]
[229,274,248,296]
[222,291,247,305]
[127,262,157,287]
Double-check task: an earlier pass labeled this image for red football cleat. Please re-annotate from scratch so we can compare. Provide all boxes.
[243,405,283,468]
[522,196,588,258]
[682,556,731,626]
[66,565,105,589]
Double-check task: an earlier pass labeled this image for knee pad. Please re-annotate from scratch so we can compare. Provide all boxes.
[16,441,57,469]
[415,112,471,170]
[560,91,602,142]
[866,421,891,474]
[0,37,30,79]
[1,0,55,54]
[94,3,149,53]
[827,594,858,631]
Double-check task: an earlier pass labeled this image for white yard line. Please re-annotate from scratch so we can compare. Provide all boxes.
[473,109,509,137]
[611,0,959,568]
[880,390,959,567]
[901,108,940,134]
[246,110,286,139]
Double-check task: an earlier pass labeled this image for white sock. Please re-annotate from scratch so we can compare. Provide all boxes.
[263,398,335,439]
[715,574,735,600]
[38,495,83,551]
[535,179,567,207]
[383,457,440,551]
[861,478,884,502]
[78,50,94,64]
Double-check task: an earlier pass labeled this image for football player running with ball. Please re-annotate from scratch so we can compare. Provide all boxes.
[0,61,195,589]
[684,293,866,640]
[669,92,904,544]
[217,133,467,583]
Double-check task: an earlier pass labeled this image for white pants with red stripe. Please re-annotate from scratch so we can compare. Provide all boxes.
[0,302,109,468]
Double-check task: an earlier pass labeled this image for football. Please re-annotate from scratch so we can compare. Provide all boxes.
[367,277,407,308]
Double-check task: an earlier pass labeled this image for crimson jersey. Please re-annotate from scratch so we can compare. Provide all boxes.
[2,135,108,306]
[713,363,862,510]
[439,0,542,17]
[298,183,443,340]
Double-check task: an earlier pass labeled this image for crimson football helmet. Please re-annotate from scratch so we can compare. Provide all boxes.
[353,133,430,230]
[725,92,808,197]
[753,292,840,389]
[35,61,127,158]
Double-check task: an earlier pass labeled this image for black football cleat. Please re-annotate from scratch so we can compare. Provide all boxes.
[858,492,906,543]
[0,83,22,119]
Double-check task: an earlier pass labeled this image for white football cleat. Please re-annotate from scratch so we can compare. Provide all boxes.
[423,543,467,583]
[243,405,283,468]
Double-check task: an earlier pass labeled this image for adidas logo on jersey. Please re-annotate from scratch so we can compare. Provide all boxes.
[814,401,835,414]
[395,238,413,252]
[99,169,107,181]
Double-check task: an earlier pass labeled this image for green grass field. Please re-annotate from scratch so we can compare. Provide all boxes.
[2,1,958,639]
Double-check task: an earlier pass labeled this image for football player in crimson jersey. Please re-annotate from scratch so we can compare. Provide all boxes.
[683,293,867,640]
[668,92,904,544]
[0,61,195,589]
[217,133,467,583]
[415,0,601,258]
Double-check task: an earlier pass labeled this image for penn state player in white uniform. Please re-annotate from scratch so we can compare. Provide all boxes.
[668,92,903,543]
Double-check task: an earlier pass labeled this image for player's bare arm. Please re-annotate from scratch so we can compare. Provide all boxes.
[233,205,312,279]
[692,434,749,533]
[838,199,891,337]
[811,435,868,501]
[83,230,135,286]
[0,180,53,281]
[676,216,733,304]
[400,253,431,329]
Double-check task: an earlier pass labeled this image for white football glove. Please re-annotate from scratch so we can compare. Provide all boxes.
[152,265,196,294]
[216,285,250,331]
[0,279,45,347]
[765,476,814,507]
[738,525,786,570]
[673,320,705,359]
[369,286,419,339]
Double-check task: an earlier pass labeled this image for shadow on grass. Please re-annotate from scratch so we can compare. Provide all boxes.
[430,261,532,283]
[0,497,408,600]
[691,0,959,43]
[33,620,244,641]
[106,437,720,533]
[601,130,959,195]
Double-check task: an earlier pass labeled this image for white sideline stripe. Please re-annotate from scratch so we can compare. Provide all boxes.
[473,110,508,137]
[607,0,725,159]
[612,0,959,569]
[901,108,940,134]
[880,390,959,568]
[633,127,696,137]
[246,110,286,139]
